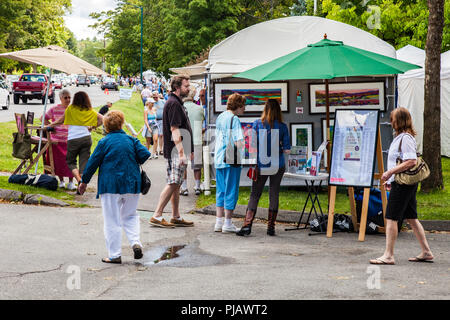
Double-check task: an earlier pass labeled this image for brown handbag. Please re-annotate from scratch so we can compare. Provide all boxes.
[394,135,430,185]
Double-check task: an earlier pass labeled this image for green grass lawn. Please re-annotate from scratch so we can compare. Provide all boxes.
[197,157,450,221]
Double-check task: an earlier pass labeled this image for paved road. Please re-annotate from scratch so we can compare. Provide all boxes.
[0,203,448,300]
[0,84,120,123]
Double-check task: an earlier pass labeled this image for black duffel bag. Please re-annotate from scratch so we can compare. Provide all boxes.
[9,174,58,191]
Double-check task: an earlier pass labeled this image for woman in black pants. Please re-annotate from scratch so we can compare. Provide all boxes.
[370,107,433,265]
[237,99,291,236]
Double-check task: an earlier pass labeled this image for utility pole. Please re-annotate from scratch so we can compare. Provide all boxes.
[123,1,143,84]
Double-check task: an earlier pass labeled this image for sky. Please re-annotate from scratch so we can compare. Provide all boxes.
[64,0,118,40]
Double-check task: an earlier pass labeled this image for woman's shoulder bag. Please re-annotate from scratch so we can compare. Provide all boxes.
[394,134,430,185]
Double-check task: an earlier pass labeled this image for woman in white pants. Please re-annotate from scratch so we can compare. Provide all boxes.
[78,110,151,264]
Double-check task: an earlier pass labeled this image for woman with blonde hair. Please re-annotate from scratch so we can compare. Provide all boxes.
[78,110,150,264]
[370,107,433,265]
[237,98,291,236]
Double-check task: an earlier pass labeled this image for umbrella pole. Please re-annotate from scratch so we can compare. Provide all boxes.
[325,79,330,171]
[34,68,52,175]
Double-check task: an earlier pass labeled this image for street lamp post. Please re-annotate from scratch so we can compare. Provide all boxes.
[123,1,143,84]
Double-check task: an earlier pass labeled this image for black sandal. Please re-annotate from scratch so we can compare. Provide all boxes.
[102,257,122,264]
[133,245,143,259]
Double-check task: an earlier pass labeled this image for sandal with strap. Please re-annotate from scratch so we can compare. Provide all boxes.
[369,257,395,265]
[102,257,122,264]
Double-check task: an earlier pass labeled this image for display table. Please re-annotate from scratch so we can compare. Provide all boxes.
[284,172,329,233]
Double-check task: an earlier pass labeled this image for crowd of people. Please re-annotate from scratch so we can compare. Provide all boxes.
[42,75,433,266]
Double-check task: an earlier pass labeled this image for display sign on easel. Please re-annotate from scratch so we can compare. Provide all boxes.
[327,109,386,241]
[329,109,379,187]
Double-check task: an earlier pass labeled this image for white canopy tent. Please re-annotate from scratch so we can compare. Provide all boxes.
[397,45,450,156]
[208,16,397,76]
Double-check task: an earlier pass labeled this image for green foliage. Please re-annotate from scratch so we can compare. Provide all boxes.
[0,0,73,73]
[322,0,450,51]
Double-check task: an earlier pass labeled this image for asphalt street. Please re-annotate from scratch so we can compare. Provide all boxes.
[0,84,120,123]
[1,153,449,300]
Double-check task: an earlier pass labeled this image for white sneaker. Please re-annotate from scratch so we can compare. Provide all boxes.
[58,181,66,188]
[222,224,240,233]
[154,154,158,159]
[214,222,223,232]
[67,182,77,191]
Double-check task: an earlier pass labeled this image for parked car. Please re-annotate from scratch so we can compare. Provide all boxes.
[6,75,20,94]
[53,78,63,90]
[0,76,10,110]
[76,75,90,87]
[101,77,118,91]
[12,73,54,105]
[89,76,97,84]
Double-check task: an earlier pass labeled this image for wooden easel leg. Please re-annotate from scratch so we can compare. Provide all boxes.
[358,188,371,242]
[376,125,388,233]
[348,187,358,230]
[326,186,337,238]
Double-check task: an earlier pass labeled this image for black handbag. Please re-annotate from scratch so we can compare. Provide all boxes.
[140,165,151,195]
[224,115,242,167]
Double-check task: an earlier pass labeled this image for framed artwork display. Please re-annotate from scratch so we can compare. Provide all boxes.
[321,118,335,168]
[214,82,288,113]
[290,123,313,161]
[329,109,380,187]
[309,81,385,114]
[238,117,259,165]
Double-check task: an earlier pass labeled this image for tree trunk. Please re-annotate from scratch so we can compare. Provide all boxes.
[422,0,444,192]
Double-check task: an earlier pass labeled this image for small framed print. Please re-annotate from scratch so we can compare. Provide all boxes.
[321,118,335,168]
[238,117,259,165]
[290,123,313,161]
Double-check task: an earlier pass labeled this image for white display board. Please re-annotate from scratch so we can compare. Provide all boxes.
[329,109,379,187]
[119,88,133,100]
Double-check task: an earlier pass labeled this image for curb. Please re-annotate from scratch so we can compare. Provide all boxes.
[0,188,69,207]
[196,204,450,232]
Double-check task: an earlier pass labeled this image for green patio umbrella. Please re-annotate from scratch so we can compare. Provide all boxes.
[234,36,421,168]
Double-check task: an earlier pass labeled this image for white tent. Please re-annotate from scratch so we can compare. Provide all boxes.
[208,16,397,75]
[397,45,450,156]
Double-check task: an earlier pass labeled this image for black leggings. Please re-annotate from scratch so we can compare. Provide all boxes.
[248,167,285,212]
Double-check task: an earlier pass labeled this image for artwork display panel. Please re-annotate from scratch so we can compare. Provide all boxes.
[309,82,385,114]
[329,109,380,187]
[238,117,259,165]
[214,82,288,113]
[290,123,313,161]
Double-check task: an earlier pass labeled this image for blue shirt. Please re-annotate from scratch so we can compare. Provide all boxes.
[253,119,291,170]
[214,111,244,169]
[81,130,151,198]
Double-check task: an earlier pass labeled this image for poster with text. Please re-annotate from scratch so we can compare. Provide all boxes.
[329,109,379,187]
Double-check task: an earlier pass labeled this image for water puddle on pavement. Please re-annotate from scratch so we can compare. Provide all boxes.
[151,245,186,264]
[143,243,232,268]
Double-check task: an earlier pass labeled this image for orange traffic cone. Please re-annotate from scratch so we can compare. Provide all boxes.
[104,88,109,95]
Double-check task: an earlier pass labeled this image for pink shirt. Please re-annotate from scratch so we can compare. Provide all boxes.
[45,104,69,142]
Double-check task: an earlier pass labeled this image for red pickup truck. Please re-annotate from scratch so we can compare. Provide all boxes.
[13,73,55,105]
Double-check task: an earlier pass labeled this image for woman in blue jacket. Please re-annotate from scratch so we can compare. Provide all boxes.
[237,99,291,236]
[78,110,150,264]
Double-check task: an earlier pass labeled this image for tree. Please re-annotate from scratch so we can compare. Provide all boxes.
[0,0,72,73]
[422,0,445,192]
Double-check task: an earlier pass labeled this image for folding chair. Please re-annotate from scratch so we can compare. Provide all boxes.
[12,112,56,176]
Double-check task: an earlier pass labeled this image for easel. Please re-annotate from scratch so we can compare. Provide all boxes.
[326,126,388,241]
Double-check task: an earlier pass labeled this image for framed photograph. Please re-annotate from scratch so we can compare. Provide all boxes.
[321,118,335,168]
[238,117,259,165]
[329,109,380,188]
[290,123,313,161]
[309,81,385,114]
[214,82,288,113]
